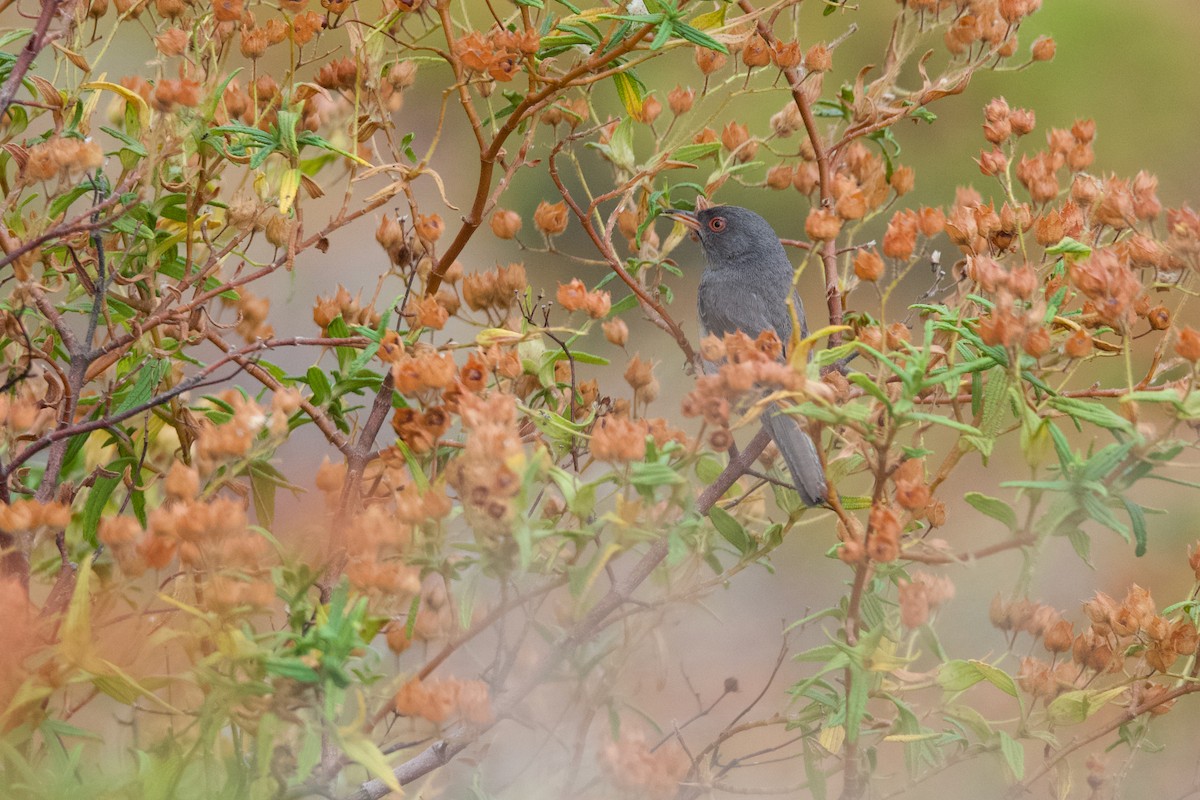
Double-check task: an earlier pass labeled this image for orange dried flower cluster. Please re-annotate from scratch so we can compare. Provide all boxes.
[541,96,590,128]
[374,214,414,268]
[100,490,274,612]
[784,142,900,231]
[151,77,202,112]
[462,262,527,314]
[454,26,539,83]
[939,0,1039,57]
[556,278,611,319]
[0,389,53,435]
[892,457,931,512]
[193,392,276,473]
[0,500,71,534]
[489,208,522,239]
[393,677,493,725]
[232,288,273,342]
[599,730,689,800]
[445,393,524,544]
[1011,116,1093,202]
[897,571,956,629]
[20,137,104,184]
[1067,248,1142,330]
[343,504,423,597]
[1178,328,1200,363]
[681,331,803,440]
[379,61,418,112]
[589,415,684,463]
[999,579,1198,708]
[313,285,381,333]
[403,295,450,331]
[391,346,456,396]
[391,404,450,452]
[623,354,659,406]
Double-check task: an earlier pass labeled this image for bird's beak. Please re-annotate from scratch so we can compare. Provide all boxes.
[662,208,701,232]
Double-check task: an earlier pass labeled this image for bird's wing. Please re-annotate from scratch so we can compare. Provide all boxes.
[698,274,791,342]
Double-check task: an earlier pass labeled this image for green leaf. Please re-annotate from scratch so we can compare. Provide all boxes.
[672,142,722,162]
[1066,528,1092,566]
[848,373,892,410]
[998,731,1025,780]
[306,365,332,404]
[266,657,321,683]
[975,661,1018,698]
[675,22,727,52]
[708,505,751,554]
[1120,497,1148,557]
[1046,396,1132,433]
[844,662,869,744]
[1080,492,1128,540]
[48,183,92,219]
[1044,237,1091,257]
[650,20,674,50]
[1045,687,1125,726]
[115,358,168,414]
[249,461,278,528]
[910,106,937,123]
[99,125,148,157]
[938,660,1017,698]
[964,492,1018,531]
[906,411,982,436]
[80,463,127,547]
[629,461,683,492]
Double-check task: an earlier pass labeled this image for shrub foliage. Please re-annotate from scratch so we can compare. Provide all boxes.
[1,0,1199,797]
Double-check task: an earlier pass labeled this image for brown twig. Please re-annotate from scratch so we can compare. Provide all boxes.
[547,139,698,367]
[736,0,844,340]
[341,427,773,800]
[0,0,73,119]
[423,19,665,297]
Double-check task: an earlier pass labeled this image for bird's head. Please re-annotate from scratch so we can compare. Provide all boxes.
[662,204,785,270]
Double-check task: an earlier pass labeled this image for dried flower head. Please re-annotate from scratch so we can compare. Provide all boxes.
[490,208,522,239]
[534,200,569,236]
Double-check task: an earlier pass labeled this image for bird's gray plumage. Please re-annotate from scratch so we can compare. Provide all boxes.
[678,205,828,507]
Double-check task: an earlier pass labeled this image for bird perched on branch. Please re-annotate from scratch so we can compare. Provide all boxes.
[664,203,828,507]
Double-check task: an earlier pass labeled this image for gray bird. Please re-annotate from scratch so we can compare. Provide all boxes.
[665,204,828,507]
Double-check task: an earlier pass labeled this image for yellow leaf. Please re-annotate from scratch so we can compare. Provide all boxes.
[339,690,402,794]
[279,167,301,215]
[61,555,96,668]
[80,80,150,127]
[476,328,528,346]
[884,732,941,742]
[818,724,844,753]
[690,6,727,30]
[791,323,852,367]
[612,72,643,119]
[866,638,915,672]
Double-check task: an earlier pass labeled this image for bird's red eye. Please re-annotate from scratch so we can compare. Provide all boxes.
[708,216,726,233]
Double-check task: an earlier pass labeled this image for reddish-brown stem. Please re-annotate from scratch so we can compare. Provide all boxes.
[0,0,72,119]
[736,0,844,339]
[423,22,662,297]
[547,141,697,367]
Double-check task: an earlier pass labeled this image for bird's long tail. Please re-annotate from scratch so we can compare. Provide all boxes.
[762,402,828,507]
